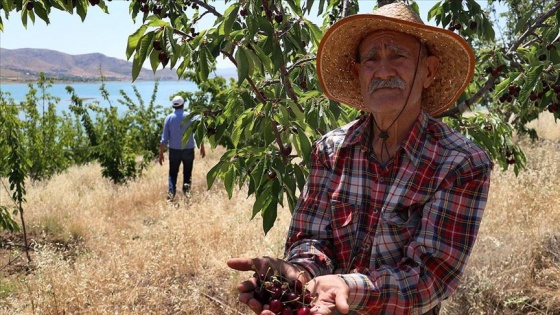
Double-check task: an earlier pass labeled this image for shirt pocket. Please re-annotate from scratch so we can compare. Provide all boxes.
[330,200,373,272]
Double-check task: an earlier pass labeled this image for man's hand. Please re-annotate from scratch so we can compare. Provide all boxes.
[305,275,350,315]
[227,256,311,315]
[200,144,206,158]
[158,144,166,165]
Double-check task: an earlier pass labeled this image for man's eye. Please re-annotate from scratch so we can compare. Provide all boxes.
[363,57,379,63]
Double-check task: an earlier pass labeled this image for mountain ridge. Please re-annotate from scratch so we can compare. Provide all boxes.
[0,47,180,82]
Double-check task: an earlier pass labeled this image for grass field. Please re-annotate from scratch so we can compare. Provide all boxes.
[1,113,559,314]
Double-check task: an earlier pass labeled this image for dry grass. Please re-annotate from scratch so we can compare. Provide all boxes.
[0,148,292,315]
[0,113,559,315]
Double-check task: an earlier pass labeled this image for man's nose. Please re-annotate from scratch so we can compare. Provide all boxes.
[373,59,396,80]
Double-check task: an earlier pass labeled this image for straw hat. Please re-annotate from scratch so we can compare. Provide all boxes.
[316,2,475,116]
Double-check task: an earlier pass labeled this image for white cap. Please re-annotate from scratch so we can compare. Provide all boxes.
[172,95,184,107]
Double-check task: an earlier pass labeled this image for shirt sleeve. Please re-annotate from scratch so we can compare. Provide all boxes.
[160,116,170,145]
[284,142,338,277]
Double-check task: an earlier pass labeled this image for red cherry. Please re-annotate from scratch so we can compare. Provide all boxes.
[153,40,162,51]
[296,307,311,315]
[529,92,538,101]
[158,51,169,67]
[254,286,269,304]
[269,286,283,299]
[303,292,313,304]
[290,279,303,294]
[282,307,294,315]
[269,299,284,313]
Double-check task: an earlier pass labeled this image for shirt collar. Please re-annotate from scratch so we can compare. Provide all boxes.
[342,110,429,167]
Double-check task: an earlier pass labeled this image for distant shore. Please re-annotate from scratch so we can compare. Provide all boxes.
[0,77,183,85]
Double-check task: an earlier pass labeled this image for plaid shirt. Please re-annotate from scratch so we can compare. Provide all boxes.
[285,110,492,314]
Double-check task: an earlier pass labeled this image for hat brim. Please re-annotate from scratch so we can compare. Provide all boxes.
[317,14,475,116]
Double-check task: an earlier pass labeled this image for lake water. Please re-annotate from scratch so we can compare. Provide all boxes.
[0,80,199,113]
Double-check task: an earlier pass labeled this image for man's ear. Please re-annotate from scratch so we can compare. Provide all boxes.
[422,55,439,89]
[352,61,361,78]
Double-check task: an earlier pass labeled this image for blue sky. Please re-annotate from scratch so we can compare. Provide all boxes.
[0,1,488,69]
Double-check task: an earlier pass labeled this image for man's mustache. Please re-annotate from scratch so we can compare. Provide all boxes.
[368,77,406,94]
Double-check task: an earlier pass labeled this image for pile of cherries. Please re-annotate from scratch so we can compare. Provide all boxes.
[253,271,315,315]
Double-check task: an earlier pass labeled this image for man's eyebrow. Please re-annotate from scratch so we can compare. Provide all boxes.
[361,43,411,60]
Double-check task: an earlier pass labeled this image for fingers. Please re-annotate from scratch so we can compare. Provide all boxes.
[226,257,255,271]
[335,291,350,314]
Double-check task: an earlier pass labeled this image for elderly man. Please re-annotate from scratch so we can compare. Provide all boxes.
[228,3,492,315]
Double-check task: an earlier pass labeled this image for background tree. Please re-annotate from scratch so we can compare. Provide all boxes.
[1,0,558,233]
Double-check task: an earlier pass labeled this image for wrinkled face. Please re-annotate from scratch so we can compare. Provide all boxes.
[353,30,439,115]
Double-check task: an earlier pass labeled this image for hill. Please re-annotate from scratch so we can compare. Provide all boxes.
[0,48,179,82]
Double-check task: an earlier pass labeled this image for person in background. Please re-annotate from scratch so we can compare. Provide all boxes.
[159,95,205,200]
[227,3,492,314]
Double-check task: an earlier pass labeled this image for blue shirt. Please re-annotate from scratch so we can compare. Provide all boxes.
[160,109,196,150]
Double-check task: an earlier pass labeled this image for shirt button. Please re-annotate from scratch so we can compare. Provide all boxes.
[379,177,385,183]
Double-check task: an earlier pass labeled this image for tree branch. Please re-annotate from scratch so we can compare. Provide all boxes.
[438,1,560,118]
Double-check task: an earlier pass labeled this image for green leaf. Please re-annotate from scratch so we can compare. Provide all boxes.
[518,65,543,104]
[271,42,284,73]
[49,0,66,11]
[149,49,160,73]
[295,124,312,163]
[288,101,305,122]
[231,112,249,148]
[251,165,266,199]
[34,1,50,24]
[76,0,87,22]
[449,0,462,12]
[286,0,303,16]
[258,16,274,36]
[293,163,307,192]
[222,4,239,37]
[494,77,512,97]
[235,46,249,85]
[207,160,225,189]
[241,46,259,76]
[197,47,210,81]
[252,183,271,219]
[481,17,495,41]
[131,31,154,81]
[246,15,257,36]
[303,18,322,46]
[146,16,168,27]
[262,196,278,235]
[252,43,273,73]
[224,164,236,199]
[127,25,148,60]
